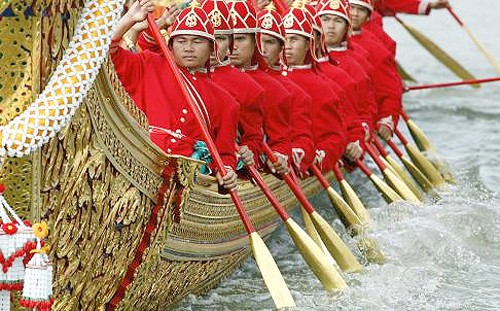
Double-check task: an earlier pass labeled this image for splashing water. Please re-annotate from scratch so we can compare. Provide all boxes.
[173,1,500,310]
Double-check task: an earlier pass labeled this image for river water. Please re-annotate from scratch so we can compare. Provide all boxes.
[173,1,500,310]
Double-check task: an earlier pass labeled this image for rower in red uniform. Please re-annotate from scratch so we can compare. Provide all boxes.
[282,3,347,172]
[201,0,265,168]
[257,4,315,177]
[110,0,239,189]
[303,2,364,163]
[228,0,291,174]
[318,0,376,146]
[349,0,403,140]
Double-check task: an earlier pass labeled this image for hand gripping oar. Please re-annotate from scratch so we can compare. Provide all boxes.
[394,127,446,187]
[364,143,422,203]
[399,110,456,184]
[237,147,347,290]
[371,137,424,201]
[356,160,402,204]
[309,164,364,227]
[145,15,295,309]
[394,15,478,85]
[262,143,362,273]
[332,164,371,223]
[384,138,440,198]
[447,7,500,74]
[405,77,500,92]
[309,165,386,264]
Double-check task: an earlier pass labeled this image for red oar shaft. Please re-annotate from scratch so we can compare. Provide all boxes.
[356,160,373,177]
[332,164,345,182]
[386,139,404,158]
[394,128,409,145]
[447,7,464,26]
[309,164,331,189]
[262,143,315,214]
[146,15,255,233]
[372,136,390,157]
[405,76,500,91]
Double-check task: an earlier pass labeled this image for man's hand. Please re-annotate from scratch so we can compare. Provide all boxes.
[344,141,363,162]
[267,152,289,174]
[216,167,238,191]
[157,5,181,29]
[238,145,255,167]
[377,124,393,141]
[430,0,450,9]
[126,0,155,24]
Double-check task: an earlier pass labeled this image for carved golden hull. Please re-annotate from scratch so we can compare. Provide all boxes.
[0,2,325,309]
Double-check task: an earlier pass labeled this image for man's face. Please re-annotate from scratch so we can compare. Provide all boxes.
[211,34,231,63]
[285,33,309,66]
[260,34,283,66]
[320,14,349,46]
[350,4,370,30]
[229,33,255,68]
[171,35,212,69]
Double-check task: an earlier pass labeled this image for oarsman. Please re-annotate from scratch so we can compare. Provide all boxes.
[201,0,265,169]
[257,5,315,177]
[317,0,377,147]
[282,3,347,172]
[349,0,403,140]
[302,1,364,163]
[110,0,239,190]
[228,0,291,174]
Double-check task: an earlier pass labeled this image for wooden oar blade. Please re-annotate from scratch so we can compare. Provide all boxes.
[385,155,424,201]
[400,156,441,199]
[325,187,365,227]
[396,17,478,85]
[382,168,422,204]
[463,24,500,73]
[405,143,446,186]
[309,212,363,273]
[285,219,347,290]
[356,236,386,265]
[369,174,403,204]
[338,180,371,223]
[249,232,296,309]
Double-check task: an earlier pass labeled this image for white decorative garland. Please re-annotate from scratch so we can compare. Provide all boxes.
[0,0,125,163]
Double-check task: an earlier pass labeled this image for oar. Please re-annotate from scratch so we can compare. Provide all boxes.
[394,127,446,187]
[399,111,456,183]
[309,165,386,264]
[405,76,500,92]
[394,15,478,85]
[397,60,417,82]
[447,6,500,74]
[332,164,371,223]
[239,148,347,290]
[262,143,363,273]
[371,137,424,201]
[356,160,402,204]
[384,138,440,199]
[309,165,364,227]
[146,15,295,308]
[364,143,422,203]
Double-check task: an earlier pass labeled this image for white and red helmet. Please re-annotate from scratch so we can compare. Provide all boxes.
[169,1,215,42]
[228,0,259,34]
[257,5,286,42]
[201,0,233,35]
[282,4,314,39]
[349,0,373,12]
[303,2,323,34]
[316,0,351,24]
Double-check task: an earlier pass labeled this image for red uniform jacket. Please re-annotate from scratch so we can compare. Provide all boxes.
[317,58,365,146]
[327,45,377,136]
[267,66,315,174]
[286,65,347,172]
[245,67,292,158]
[363,11,397,57]
[110,45,239,170]
[211,62,265,165]
[350,32,403,128]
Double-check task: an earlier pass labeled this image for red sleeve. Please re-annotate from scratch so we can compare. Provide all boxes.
[238,87,265,162]
[375,0,430,16]
[136,28,163,54]
[289,85,315,173]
